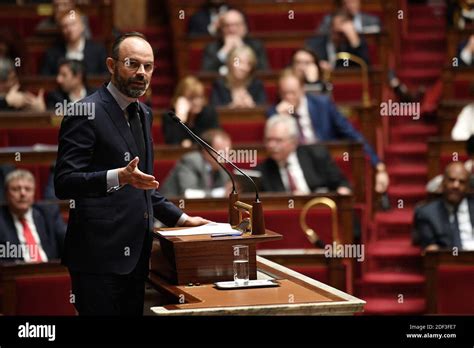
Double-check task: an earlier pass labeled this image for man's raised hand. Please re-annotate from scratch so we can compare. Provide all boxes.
[118,157,159,190]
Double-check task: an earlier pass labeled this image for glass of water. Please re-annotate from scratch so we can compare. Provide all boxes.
[233,244,249,286]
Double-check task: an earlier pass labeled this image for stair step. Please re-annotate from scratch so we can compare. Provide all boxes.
[388,164,427,176]
[386,143,427,156]
[368,239,422,257]
[362,272,425,285]
[374,209,414,226]
[362,297,426,315]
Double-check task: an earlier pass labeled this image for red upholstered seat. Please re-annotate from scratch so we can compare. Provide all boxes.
[152,124,164,144]
[246,13,324,32]
[222,122,264,143]
[154,159,176,183]
[436,265,474,314]
[15,275,76,315]
[7,128,59,146]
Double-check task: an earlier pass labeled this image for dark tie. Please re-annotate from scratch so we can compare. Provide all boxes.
[451,208,463,249]
[292,113,306,144]
[126,102,146,170]
[284,162,297,193]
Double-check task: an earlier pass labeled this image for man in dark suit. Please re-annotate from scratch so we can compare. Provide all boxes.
[257,115,351,195]
[161,129,231,197]
[54,32,209,315]
[201,9,268,73]
[46,58,94,109]
[187,0,229,36]
[268,69,389,194]
[307,9,370,72]
[0,169,66,262]
[40,8,107,76]
[414,162,474,251]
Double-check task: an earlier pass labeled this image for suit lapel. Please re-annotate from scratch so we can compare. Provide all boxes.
[266,159,285,191]
[2,207,20,245]
[32,207,50,256]
[139,103,153,175]
[99,86,140,158]
[297,146,317,191]
[306,95,320,140]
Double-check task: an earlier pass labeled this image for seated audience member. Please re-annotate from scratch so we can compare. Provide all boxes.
[451,102,474,140]
[307,9,370,72]
[201,8,269,73]
[35,0,92,39]
[0,58,45,111]
[457,34,474,67]
[414,162,474,251]
[161,129,232,197]
[257,115,351,195]
[0,164,15,203]
[0,169,66,262]
[162,76,219,147]
[188,0,229,36]
[427,135,474,193]
[318,0,381,34]
[268,69,389,193]
[46,59,94,109]
[40,8,107,75]
[210,45,267,107]
[290,48,332,95]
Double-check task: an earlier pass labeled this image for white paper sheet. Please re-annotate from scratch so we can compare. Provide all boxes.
[158,222,242,237]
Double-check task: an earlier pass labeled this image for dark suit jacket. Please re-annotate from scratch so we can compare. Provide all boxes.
[162,105,219,145]
[306,34,370,67]
[413,197,474,249]
[256,144,350,193]
[201,37,269,71]
[46,87,95,110]
[317,13,381,34]
[210,77,267,106]
[54,85,184,274]
[457,40,473,67]
[267,93,380,166]
[0,204,66,261]
[40,39,108,76]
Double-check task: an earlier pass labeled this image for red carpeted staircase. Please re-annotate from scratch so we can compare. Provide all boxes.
[357,3,446,315]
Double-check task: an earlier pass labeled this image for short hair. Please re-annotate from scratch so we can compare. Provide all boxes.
[4,169,35,190]
[466,135,474,156]
[171,76,206,106]
[111,32,148,60]
[226,45,257,82]
[58,7,84,23]
[0,57,14,82]
[265,114,299,141]
[201,128,231,147]
[58,58,87,84]
[278,68,304,86]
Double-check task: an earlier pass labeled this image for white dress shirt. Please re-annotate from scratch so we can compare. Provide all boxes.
[451,103,474,141]
[105,82,188,225]
[278,152,311,194]
[12,208,48,262]
[457,198,474,250]
[65,37,85,61]
[296,95,317,143]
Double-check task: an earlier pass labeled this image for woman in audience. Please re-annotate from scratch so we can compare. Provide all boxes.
[162,76,219,147]
[210,45,267,108]
[290,48,332,95]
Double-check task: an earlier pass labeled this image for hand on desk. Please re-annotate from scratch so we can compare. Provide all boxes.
[182,216,211,227]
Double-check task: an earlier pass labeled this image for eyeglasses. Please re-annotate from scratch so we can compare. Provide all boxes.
[115,58,156,73]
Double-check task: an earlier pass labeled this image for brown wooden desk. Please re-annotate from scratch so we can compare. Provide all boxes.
[149,256,364,315]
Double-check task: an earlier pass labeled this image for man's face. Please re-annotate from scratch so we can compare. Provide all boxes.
[6,178,35,216]
[108,37,154,98]
[60,12,84,43]
[221,11,246,37]
[204,135,231,170]
[442,163,469,206]
[56,64,81,93]
[279,76,304,108]
[264,123,297,163]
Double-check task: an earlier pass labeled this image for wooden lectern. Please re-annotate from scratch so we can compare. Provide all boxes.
[151,229,282,285]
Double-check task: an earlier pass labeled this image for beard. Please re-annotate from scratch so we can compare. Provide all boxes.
[114,67,149,98]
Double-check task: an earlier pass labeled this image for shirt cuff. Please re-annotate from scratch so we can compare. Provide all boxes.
[176,213,189,227]
[217,49,227,63]
[106,169,121,192]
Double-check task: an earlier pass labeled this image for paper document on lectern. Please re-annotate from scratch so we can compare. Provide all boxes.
[158,223,242,237]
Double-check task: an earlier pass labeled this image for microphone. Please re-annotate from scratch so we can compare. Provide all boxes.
[167,111,265,234]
